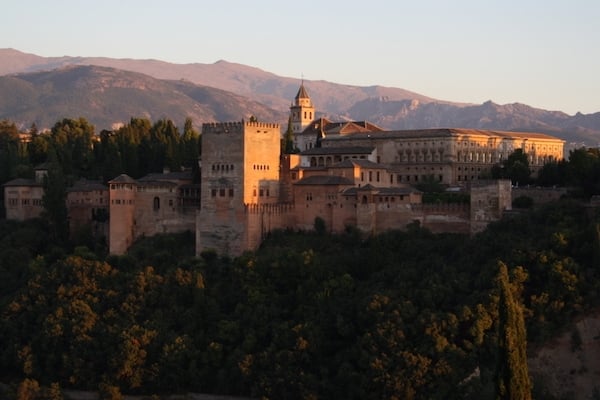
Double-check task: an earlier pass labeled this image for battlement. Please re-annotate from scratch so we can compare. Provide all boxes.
[202,120,280,135]
[243,120,280,129]
[202,121,245,135]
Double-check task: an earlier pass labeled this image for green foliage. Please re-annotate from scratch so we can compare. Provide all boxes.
[313,216,326,235]
[282,116,297,154]
[42,166,69,244]
[494,262,531,400]
[512,195,533,209]
[492,149,531,185]
[0,198,599,398]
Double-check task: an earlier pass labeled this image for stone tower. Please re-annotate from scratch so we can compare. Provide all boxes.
[196,120,281,256]
[108,174,137,254]
[290,82,315,150]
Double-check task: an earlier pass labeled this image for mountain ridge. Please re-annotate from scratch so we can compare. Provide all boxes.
[1,48,599,146]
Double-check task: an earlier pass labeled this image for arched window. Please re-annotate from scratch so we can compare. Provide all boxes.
[153,197,160,211]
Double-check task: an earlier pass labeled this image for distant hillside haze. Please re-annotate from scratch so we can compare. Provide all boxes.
[0,63,285,130]
[0,48,599,146]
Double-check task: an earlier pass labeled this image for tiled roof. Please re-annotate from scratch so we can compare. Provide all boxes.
[329,159,383,169]
[138,171,193,182]
[137,180,178,188]
[300,118,383,136]
[294,175,355,186]
[67,179,107,192]
[342,186,418,195]
[323,128,563,141]
[2,178,40,187]
[295,83,310,100]
[300,146,375,156]
[108,174,137,184]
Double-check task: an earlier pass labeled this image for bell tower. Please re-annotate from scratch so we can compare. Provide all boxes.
[290,81,315,134]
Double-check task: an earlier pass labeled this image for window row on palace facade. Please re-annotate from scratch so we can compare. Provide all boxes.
[211,188,235,197]
[69,198,105,205]
[137,186,174,192]
[303,194,408,206]
[110,184,134,190]
[252,164,271,170]
[212,163,234,172]
[394,149,445,163]
[253,188,270,197]
[7,198,43,206]
[309,155,367,167]
[152,197,174,211]
[111,199,134,205]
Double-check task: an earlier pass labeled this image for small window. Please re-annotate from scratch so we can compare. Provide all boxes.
[153,197,160,211]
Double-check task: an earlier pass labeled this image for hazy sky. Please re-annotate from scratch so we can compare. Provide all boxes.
[2,0,599,115]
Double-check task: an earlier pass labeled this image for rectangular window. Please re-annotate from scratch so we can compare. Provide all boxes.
[259,189,264,197]
[211,189,217,197]
[369,171,372,181]
[376,172,380,182]
[219,188,225,197]
[229,188,234,197]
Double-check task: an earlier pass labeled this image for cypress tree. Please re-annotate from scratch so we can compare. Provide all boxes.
[495,261,532,400]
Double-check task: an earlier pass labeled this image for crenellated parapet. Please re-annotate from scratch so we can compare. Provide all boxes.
[202,120,280,135]
[202,121,245,135]
[243,120,280,130]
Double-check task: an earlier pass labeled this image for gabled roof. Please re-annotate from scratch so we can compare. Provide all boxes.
[299,118,383,137]
[294,175,355,186]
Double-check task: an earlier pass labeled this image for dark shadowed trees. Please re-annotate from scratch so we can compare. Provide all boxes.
[494,262,531,400]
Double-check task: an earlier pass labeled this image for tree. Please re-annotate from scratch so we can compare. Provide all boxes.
[42,165,69,243]
[282,117,296,154]
[50,118,95,178]
[492,149,531,186]
[181,117,199,170]
[494,262,531,400]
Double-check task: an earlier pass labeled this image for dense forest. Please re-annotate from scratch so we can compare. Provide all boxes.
[0,200,599,399]
[1,117,600,399]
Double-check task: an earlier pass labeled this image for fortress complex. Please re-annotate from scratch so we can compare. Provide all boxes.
[3,83,566,257]
[194,83,564,256]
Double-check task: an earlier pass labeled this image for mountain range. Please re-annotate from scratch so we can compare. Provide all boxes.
[1,48,599,147]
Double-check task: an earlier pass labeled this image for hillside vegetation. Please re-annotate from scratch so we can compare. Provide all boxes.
[1,115,600,398]
[0,198,599,399]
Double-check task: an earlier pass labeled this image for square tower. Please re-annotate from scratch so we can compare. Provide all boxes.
[197,120,281,255]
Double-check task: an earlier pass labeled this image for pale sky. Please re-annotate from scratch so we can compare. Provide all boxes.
[2,0,599,115]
